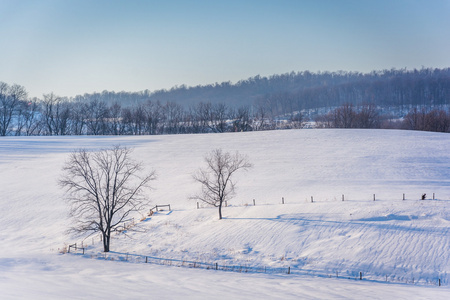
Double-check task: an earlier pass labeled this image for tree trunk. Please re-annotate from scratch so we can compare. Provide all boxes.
[103,232,110,252]
[218,199,223,220]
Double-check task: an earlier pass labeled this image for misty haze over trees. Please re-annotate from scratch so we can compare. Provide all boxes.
[1,68,450,136]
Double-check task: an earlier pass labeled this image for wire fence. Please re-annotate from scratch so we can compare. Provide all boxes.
[65,248,446,287]
[194,192,449,210]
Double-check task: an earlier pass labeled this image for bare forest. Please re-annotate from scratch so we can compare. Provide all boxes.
[1,68,450,136]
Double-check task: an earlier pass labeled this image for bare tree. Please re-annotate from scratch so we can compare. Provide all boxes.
[108,102,123,135]
[253,101,269,131]
[42,93,71,135]
[355,103,380,128]
[231,105,252,132]
[19,98,42,136]
[84,99,109,135]
[0,82,27,136]
[192,149,252,220]
[211,103,230,133]
[334,103,355,128]
[60,145,156,252]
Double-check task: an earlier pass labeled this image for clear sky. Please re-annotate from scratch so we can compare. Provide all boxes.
[1,0,449,98]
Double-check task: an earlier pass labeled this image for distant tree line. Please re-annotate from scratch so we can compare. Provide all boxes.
[316,103,450,132]
[0,83,303,136]
[73,68,450,112]
[1,67,450,136]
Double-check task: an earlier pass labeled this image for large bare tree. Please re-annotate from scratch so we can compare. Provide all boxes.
[60,145,155,252]
[192,149,252,220]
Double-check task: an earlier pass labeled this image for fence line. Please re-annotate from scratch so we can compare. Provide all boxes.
[66,249,446,287]
[225,192,446,209]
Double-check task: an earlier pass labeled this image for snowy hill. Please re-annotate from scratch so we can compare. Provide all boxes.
[0,129,449,299]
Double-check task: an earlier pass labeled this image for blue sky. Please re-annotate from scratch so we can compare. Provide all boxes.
[1,0,449,98]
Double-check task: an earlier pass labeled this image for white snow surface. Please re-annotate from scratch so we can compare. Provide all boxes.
[0,129,449,299]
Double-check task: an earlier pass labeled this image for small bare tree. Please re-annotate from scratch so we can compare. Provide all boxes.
[192,149,252,219]
[60,145,155,252]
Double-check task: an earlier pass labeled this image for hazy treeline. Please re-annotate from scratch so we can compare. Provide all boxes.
[316,103,450,132]
[254,68,450,116]
[0,84,302,136]
[74,68,450,113]
[1,67,450,136]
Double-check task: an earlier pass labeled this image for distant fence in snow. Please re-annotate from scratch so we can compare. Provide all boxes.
[68,250,291,275]
[195,192,444,208]
[65,249,447,287]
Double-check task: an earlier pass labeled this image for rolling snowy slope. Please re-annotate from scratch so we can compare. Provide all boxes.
[0,129,449,299]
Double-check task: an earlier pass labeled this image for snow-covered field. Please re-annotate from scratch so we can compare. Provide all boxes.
[0,129,449,299]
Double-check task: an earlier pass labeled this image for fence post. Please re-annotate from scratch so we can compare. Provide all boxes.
[439,279,441,286]
[197,202,199,209]
[433,193,435,200]
[169,204,171,211]
[216,263,218,270]
[282,197,284,204]
[360,272,362,280]
[288,266,290,274]
[253,199,255,206]
[311,196,313,203]
[146,256,148,263]
[225,201,228,207]
[342,195,344,201]
[403,193,405,200]
[373,194,376,201]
